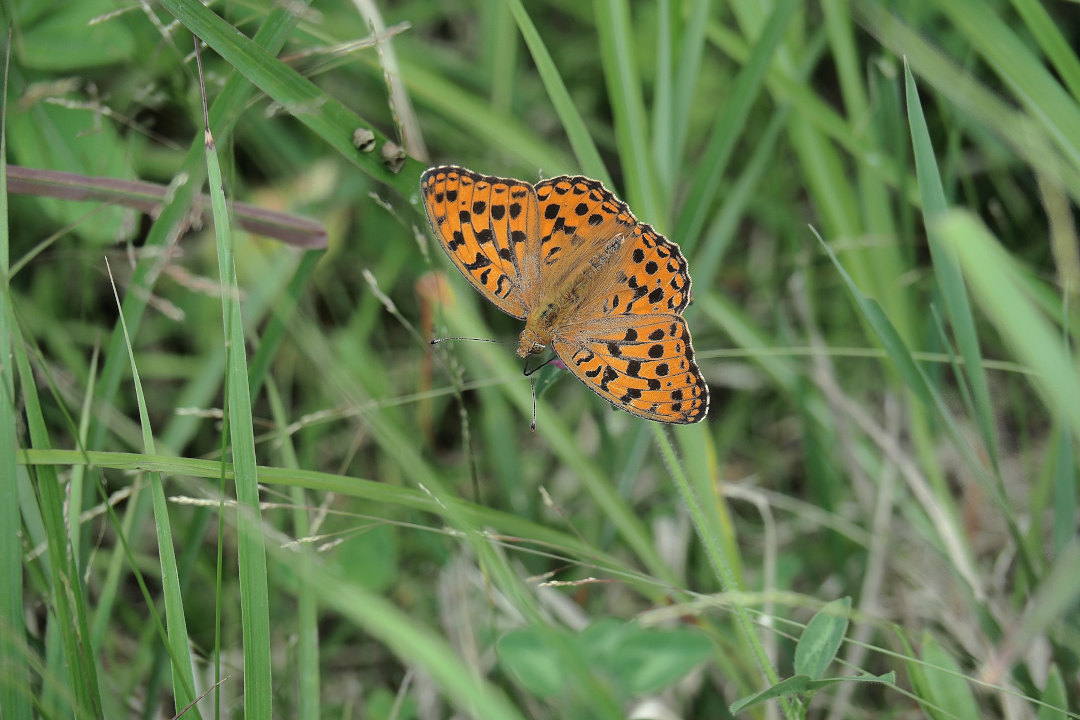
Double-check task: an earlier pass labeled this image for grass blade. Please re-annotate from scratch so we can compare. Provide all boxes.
[265,380,320,720]
[595,0,660,221]
[980,538,1080,685]
[1007,0,1080,103]
[276,543,530,720]
[937,211,1080,444]
[938,0,1080,172]
[156,0,421,198]
[692,107,787,290]
[670,0,710,174]
[105,260,202,717]
[815,229,989,594]
[1051,428,1076,557]
[506,0,611,185]
[1038,664,1068,720]
[674,0,798,249]
[200,51,274,719]
[401,57,575,172]
[0,27,32,720]
[89,5,306,452]
[857,4,1080,207]
[650,0,674,197]
[654,424,788,715]
[905,62,998,467]
[9,315,102,717]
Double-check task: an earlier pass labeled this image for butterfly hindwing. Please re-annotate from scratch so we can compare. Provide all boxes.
[553,314,709,424]
[588,223,692,321]
[421,166,540,319]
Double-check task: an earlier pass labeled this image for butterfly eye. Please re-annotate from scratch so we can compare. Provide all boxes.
[519,341,544,357]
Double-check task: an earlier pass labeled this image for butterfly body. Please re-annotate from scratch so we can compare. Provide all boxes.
[421,166,709,424]
[518,233,625,358]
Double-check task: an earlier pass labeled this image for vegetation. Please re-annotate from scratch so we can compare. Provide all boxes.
[1,0,1077,718]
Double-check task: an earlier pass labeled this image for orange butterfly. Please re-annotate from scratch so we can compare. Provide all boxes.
[421,166,708,424]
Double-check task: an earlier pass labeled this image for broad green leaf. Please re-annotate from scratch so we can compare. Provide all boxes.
[337,525,400,593]
[919,634,979,720]
[794,597,851,679]
[499,620,714,702]
[607,626,713,695]
[497,627,574,699]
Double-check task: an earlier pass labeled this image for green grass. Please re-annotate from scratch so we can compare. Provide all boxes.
[2,0,1079,718]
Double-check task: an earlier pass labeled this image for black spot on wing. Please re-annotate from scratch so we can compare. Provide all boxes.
[464,252,492,271]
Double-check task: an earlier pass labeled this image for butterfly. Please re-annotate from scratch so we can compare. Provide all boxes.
[420,166,708,424]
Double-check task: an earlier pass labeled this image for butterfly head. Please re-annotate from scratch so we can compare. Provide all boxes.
[516,330,547,359]
[518,301,560,358]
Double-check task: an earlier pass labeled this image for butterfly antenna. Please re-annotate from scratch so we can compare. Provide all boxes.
[522,354,557,377]
[530,377,537,432]
[429,336,505,346]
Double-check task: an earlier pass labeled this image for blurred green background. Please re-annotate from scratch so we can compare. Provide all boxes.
[2,0,1078,718]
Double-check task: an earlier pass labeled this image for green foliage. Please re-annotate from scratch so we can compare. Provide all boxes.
[2,0,1079,718]
[793,597,851,680]
[910,634,981,720]
[730,672,895,715]
[16,0,136,70]
[497,618,713,704]
[731,597,894,714]
[1040,665,1069,720]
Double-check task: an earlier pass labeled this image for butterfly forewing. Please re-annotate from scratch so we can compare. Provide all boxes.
[553,314,708,424]
[421,167,540,319]
[534,176,636,287]
[535,178,691,321]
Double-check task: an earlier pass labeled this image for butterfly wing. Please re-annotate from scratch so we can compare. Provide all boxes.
[534,176,692,318]
[552,314,709,424]
[421,166,541,319]
[589,223,693,318]
[535,175,705,423]
[533,175,637,290]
